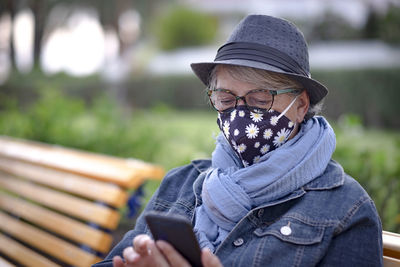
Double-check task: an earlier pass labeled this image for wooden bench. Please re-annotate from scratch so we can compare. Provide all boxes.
[0,136,164,267]
[384,231,400,266]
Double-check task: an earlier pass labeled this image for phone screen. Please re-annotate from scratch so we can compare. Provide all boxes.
[145,212,203,267]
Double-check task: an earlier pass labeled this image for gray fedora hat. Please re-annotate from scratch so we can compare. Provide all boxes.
[190,14,328,105]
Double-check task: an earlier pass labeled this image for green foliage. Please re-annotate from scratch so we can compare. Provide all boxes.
[334,114,400,232]
[0,87,216,170]
[154,6,218,50]
[0,89,399,232]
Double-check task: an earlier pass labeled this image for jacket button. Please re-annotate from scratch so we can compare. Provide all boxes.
[233,238,244,247]
[280,223,292,236]
[257,209,264,218]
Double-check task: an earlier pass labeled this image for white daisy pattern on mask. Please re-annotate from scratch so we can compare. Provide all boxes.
[245,123,259,139]
[273,128,291,147]
[223,120,230,138]
[237,143,247,153]
[260,144,270,154]
[238,110,245,117]
[250,112,263,122]
[234,129,240,136]
[263,128,273,139]
[254,142,260,148]
[288,121,294,128]
[253,156,261,164]
[242,160,249,167]
[270,115,279,126]
[230,109,237,121]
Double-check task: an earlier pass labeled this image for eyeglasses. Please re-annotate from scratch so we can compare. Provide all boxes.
[208,88,301,114]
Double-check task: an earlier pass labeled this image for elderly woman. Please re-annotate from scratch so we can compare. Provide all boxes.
[94,14,382,267]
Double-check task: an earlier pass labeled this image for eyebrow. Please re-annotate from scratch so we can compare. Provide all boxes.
[214,87,265,95]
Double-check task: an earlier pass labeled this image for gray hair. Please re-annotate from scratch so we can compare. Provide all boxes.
[208,65,322,120]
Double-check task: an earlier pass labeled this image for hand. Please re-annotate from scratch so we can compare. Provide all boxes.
[112,234,162,267]
[112,234,223,267]
[156,241,223,267]
[201,248,223,267]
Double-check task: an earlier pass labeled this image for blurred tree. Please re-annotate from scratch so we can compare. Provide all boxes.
[308,11,361,41]
[380,5,400,44]
[30,0,52,69]
[0,0,164,72]
[364,4,400,44]
[0,0,59,72]
[154,6,218,51]
[0,0,18,69]
[97,0,132,55]
[364,6,380,39]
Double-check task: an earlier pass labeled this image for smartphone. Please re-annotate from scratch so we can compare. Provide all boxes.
[144,212,203,267]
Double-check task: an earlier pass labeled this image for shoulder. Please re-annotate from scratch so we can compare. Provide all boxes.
[306,160,371,200]
[338,173,381,230]
[304,160,380,227]
[152,159,211,204]
[330,160,376,214]
[160,159,211,187]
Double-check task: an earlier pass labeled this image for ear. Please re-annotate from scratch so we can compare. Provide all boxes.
[295,90,310,123]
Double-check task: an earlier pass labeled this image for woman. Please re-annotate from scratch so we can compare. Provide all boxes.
[94,14,383,267]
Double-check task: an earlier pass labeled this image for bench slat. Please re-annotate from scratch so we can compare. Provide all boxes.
[383,231,400,260]
[0,193,112,253]
[384,256,400,267]
[0,212,102,267]
[0,158,127,207]
[0,233,59,267]
[0,256,16,267]
[0,174,120,229]
[0,136,164,187]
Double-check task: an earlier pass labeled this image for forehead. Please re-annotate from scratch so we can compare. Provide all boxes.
[215,67,259,95]
[214,64,298,95]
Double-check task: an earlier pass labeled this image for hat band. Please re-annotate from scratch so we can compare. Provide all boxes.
[214,42,309,77]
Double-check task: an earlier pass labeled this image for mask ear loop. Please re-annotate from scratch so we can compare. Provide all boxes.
[277,95,299,120]
[276,95,299,140]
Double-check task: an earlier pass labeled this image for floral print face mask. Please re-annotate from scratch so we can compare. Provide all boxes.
[217,96,298,167]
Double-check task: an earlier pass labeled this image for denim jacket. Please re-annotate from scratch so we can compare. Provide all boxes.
[93,159,383,267]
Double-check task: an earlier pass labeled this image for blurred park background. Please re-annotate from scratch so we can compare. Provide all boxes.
[0,0,400,238]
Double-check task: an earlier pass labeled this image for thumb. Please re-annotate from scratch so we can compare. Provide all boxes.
[201,248,223,267]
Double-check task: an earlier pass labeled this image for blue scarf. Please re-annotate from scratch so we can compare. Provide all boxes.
[194,116,336,251]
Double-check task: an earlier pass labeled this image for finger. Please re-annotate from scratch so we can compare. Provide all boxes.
[133,235,152,256]
[146,241,170,266]
[112,256,125,267]
[156,240,191,267]
[201,248,223,267]
[123,246,139,264]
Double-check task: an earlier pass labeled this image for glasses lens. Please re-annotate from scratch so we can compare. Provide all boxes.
[209,90,236,112]
[245,91,273,112]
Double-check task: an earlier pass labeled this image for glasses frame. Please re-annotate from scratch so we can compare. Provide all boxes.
[208,88,301,114]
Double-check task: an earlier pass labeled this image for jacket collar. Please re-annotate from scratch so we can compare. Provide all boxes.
[191,159,212,173]
[303,160,345,191]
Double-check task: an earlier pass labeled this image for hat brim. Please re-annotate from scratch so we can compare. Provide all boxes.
[191,59,328,105]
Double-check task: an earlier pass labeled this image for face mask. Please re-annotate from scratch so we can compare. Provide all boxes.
[217,96,298,167]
